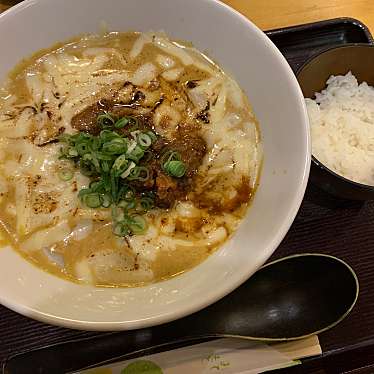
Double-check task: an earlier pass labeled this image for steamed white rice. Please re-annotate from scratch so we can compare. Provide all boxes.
[306,71,374,185]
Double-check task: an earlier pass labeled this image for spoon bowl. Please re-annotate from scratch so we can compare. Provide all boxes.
[195,253,359,340]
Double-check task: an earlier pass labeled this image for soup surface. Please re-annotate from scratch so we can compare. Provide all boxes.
[0,31,261,287]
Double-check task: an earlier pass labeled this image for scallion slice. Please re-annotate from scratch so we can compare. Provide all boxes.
[111,206,125,222]
[120,161,136,179]
[76,142,90,156]
[112,154,129,175]
[102,138,127,154]
[114,117,130,129]
[161,150,181,166]
[58,168,74,181]
[67,148,79,157]
[137,133,152,148]
[112,222,130,236]
[127,166,150,181]
[140,196,154,211]
[146,131,157,143]
[100,193,112,208]
[83,192,101,208]
[128,215,147,235]
[97,113,116,128]
[127,145,144,163]
[163,160,186,178]
[118,199,136,210]
[100,129,121,142]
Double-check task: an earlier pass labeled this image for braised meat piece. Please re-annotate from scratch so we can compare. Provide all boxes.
[71,99,113,135]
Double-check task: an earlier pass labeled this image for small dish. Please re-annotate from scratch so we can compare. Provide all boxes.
[297,44,374,200]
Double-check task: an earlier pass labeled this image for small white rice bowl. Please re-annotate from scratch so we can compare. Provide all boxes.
[306,71,374,185]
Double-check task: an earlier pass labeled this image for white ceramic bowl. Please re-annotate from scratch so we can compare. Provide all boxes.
[0,0,310,330]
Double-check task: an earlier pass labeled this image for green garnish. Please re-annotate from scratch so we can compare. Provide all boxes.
[112,221,130,236]
[113,154,130,176]
[83,192,101,208]
[114,117,129,129]
[127,166,150,181]
[58,113,186,236]
[161,150,186,178]
[97,113,115,128]
[137,133,152,148]
[102,138,128,154]
[58,168,74,181]
[127,215,147,235]
[127,144,144,163]
[164,160,186,178]
[140,195,154,212]
[114,115,138,129]
[100,193,112,208]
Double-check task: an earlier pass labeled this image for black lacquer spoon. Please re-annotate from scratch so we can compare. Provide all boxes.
[3,254,358,374]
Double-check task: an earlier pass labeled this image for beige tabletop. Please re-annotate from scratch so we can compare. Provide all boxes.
[1,0,374,32]
[223,0,374,32]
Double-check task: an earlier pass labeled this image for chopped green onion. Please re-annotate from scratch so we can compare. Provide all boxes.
[67,148,79,157]
[120,161,136,179]
[161,150,186,177]
[78,188,92,199]
[140,196,154,211]
[137,133,152,148]
[164,160,186,178]
[112,154,129,175]
[97,113,116,128]
[161,150,181,166]
[89,180,106,193]
[79,161,96,177]
[58,168,74,181]
[101,160,111,173]
[76,142,90,156]
[96,152,114,161]
[127,166,150,181]
[146,131,157,143]
[101,173,111,193]
[102,138,127,154]
[100,193,112,208]
[91,137,101,151]
[110,170,119,202]
[127,116,139,129]
[58,113,160,237]
[112,206,122,220]
[126,139,137,154]
[128,215,147,235]
[83,153,100,171]
[83,192,101,208]
[127,145,144,163]
[114,117,130,128]
[118,199,136,210]
[112,221,130,236]
[100,129,121,142]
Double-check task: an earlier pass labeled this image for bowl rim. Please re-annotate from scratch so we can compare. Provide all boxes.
[0,0,311,330]
[296,43,374,191]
